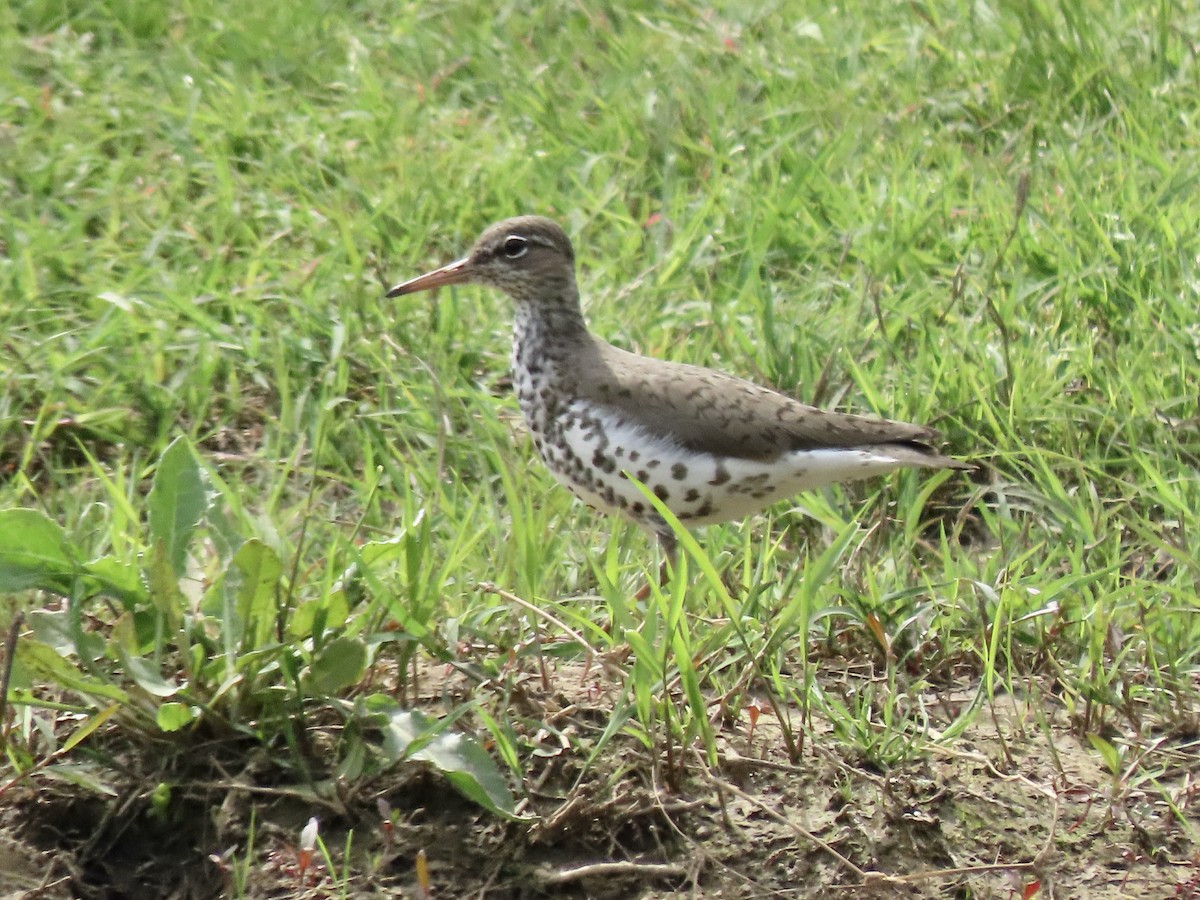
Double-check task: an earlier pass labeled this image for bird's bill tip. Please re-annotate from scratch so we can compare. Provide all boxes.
[385,257,470,297]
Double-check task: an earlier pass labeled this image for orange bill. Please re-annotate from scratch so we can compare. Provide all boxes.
[386,257,471,297]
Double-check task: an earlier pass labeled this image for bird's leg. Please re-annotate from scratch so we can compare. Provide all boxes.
[634,524,678,600]
[656,528,678,585]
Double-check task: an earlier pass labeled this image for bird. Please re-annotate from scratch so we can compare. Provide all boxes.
[387,216,969,562]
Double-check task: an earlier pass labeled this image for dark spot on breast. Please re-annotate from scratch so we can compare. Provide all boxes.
[709,464,731,486]
[654,484,670,502]
[631,501,644,514]
[684,488,700,503]
[592,451,617,474]
[628,450,640,462]
[636,469,649,482]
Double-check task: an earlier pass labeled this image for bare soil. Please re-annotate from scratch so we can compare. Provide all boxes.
[3,660,1197,899]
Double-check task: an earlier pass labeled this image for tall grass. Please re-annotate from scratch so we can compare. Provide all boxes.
[2,0,1197,854]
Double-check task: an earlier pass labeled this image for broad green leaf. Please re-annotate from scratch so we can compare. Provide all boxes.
[157,702,198,732]
[28,608,104,660]
[336,735,367,781]
[374,704,517,818]
[147,437,206,578]
[439,744,517,818]
[19,640,130,704]
[309,637,367,694]
[0,511,146,607]
[111,611,141,656]
[146,540,184,625]
[83,556,147,607]
[0,508,78,594]
[121,653,181,698]
[288,590,350,640]
[232,539,283,650]
[203,487,244,563]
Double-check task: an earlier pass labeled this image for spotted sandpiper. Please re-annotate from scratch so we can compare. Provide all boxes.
[388,216,969,559]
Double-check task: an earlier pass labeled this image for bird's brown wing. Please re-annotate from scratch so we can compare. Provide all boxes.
[572,341,967,467]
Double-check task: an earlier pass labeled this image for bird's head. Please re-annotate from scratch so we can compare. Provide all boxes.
[387,216,577,305]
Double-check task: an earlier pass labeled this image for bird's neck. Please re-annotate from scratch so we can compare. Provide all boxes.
[511,288,590,370]
[509,287,592,445]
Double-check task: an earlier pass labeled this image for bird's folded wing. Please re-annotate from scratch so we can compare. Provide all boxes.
[577,342,967,467]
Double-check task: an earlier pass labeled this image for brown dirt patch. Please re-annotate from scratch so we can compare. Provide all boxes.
[2,662,1197,899]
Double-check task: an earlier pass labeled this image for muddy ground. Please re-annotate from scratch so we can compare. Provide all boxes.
[2,659,1197,899]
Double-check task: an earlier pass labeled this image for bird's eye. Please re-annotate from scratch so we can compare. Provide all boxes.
[501,236,528,259]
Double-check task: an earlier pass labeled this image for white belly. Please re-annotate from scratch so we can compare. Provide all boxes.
[540,402,912,527]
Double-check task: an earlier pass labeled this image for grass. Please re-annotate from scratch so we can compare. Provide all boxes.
[2,0,1199,895]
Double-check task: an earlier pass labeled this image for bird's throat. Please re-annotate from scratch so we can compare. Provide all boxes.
[510,300,592,440]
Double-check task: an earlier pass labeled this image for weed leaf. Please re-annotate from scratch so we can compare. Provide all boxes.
[18,639,130,704]
[232,539,283,649]
[375,704,516,818]
[147,437,206,578]
[309,636,368,693]
[121,652,181,698]
[156,702,198,732]
[0,508,78,594]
